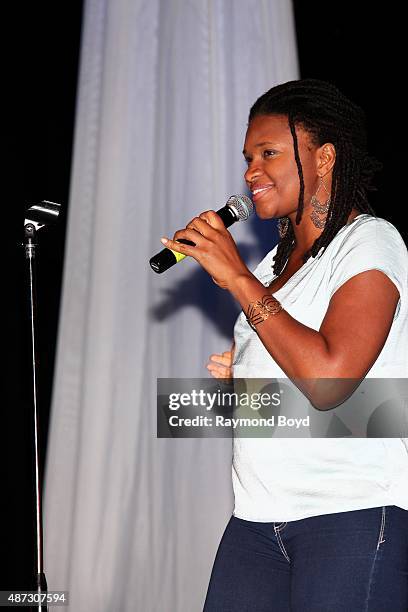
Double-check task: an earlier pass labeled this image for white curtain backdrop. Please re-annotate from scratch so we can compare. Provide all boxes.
[44,1,299,610]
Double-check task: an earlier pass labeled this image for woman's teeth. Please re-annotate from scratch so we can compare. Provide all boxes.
[252,186,274,200]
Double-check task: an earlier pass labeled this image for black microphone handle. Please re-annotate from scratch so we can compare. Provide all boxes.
[214,204,238,228]
[149,205,238,274]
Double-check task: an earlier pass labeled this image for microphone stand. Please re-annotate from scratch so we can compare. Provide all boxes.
[23,221,48,612]
[22,201,60,611]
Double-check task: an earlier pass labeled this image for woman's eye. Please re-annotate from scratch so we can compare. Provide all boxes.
[244,150,277,165]
[263,150,276,158]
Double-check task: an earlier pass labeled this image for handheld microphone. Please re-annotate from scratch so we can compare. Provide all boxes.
[149,195,254,274]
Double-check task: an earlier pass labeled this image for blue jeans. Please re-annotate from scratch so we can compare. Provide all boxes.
[203,506,408,611]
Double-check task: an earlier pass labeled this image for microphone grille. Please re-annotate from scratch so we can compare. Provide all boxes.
[227,195,254,221]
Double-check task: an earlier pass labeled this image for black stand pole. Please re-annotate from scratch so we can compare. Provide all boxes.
[24,222,48,612]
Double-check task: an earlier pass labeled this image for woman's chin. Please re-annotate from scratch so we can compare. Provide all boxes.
[255,206,276,220]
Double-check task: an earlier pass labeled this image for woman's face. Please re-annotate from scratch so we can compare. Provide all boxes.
[243,114,324,220]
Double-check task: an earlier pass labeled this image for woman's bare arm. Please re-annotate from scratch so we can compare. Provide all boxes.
[228,269,399,408]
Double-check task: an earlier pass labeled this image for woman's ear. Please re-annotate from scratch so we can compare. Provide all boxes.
[317,143,336,175]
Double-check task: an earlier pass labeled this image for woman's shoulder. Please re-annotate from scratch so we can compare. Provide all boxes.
[337,213,403,240]
[327,214,408,303]
[330,213,407,260]
[252,214,407,282]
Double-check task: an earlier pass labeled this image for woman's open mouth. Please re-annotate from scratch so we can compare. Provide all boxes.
[251,185,274,201]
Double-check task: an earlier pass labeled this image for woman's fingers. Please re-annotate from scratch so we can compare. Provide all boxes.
[198,210,226,231]
[208,369,231,380]
[207,362,231,374]
[209,351,232,366]
[207,358,232,377]
[186,216,218,239]
[207,363,232,379]
[206,346,234,379]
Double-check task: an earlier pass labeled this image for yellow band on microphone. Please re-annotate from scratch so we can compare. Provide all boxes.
[170,249,187,263]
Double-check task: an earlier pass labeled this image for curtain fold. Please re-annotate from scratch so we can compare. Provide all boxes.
[44,1,299,609]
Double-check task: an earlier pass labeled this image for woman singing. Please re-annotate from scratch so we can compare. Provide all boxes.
[160,79,408,611]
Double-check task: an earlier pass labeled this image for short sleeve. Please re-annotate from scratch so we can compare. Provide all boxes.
[251,244,279,284]
[328,218,408,321]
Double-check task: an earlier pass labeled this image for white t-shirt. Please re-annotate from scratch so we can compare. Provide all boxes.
[232,214,408,522]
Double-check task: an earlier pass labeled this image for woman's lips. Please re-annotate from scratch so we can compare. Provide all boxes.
[251,186,274,201]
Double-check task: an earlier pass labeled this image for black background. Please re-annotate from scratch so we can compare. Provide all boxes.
[4,0,404,593]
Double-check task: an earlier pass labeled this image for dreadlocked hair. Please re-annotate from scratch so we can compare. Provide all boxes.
[248,79,383,276]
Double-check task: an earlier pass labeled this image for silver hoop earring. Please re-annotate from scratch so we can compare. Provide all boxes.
[310,176,331,229]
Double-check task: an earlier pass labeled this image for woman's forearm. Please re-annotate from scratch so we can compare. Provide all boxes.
[228,273,361,410]
[229,272,336,379]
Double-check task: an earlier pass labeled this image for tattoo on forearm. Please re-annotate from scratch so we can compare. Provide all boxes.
[246,294,283,330]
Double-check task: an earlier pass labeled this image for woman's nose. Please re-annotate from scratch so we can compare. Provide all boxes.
[244,162,262,185]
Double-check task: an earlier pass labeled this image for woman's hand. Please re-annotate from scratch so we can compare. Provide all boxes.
[206,342,235,380]
[160,210,251,290]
